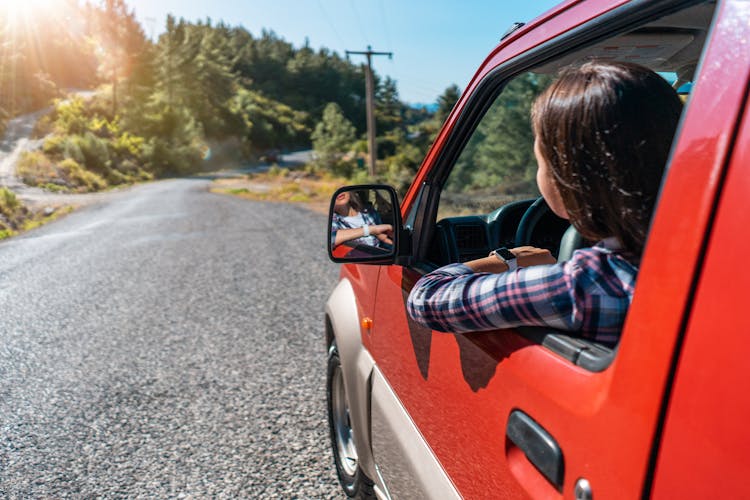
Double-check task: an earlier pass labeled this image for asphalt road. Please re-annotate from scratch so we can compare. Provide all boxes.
[0,179,343,497]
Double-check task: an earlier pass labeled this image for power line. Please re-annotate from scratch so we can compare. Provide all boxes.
[348,0,370,46]
[377,0,393,52]
[315,0,346,48]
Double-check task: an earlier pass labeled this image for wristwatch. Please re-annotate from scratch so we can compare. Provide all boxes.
[490,247,518,271]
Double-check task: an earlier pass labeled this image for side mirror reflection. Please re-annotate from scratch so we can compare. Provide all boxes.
[328,185,400,263]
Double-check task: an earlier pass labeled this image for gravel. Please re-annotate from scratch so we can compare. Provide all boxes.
[0,179,343,498]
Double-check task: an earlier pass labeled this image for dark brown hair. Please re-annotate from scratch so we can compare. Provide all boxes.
[349,191,364,212]
[531,61,683,258]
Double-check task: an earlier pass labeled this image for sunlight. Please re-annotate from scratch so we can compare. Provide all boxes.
[1,0,67,25]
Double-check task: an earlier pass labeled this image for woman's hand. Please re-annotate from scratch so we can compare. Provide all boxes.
[464,246,556,274]
[370,224,394,244]
[369,224,393,237]
[510,246,557,267]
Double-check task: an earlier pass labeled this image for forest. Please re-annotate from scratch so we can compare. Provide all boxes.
[1,0,543,198]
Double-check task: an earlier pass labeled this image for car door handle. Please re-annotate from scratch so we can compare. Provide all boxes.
[506,410,564,490]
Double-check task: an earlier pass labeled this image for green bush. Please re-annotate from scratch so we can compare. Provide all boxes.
[138,169,154,181]
[58,158,107,192]
[53,97,88,135]
[0,187,29,233]
[0,187,20,215]
[112,131,145,159]
[43,135,65,155]
[75,132,111,174]
[142,136,202,177]
[41,183,67,192]
[328,159,358,178]
[267,165,288,177]
[105,169,128,185]
[62,136,86,164]
[17,151,57,186]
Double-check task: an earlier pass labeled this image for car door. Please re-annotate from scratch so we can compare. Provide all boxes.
[653,81,750,498]
[651,69,750,498]
[367,0,747,497]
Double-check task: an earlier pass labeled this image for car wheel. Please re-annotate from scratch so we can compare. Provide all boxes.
[327,342,375,498]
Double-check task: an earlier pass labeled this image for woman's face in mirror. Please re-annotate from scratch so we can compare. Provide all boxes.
[334,191,351,214]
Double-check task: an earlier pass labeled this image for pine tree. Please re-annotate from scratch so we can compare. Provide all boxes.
[311,102,356,175]
[376,76,404,134]
[436,84,461,123]
[89,0,148,116]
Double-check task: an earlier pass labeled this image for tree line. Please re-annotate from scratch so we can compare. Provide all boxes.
[2,0,544,199]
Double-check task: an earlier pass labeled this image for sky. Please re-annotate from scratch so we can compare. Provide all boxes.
[124,0,561,105]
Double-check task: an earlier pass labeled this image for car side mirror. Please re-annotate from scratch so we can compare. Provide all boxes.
[327,184,403,264]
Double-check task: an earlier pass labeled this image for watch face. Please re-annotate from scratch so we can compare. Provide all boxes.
[496,247,516,260]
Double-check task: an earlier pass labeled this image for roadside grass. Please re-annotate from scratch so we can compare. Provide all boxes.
[0,187,73,240]
[211,166,346,213]
[21,206,75,233]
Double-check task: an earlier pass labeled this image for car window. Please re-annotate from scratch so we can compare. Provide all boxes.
[437,73,549,221]
[421,0,717,365]
[438,72,552,220]
[432,0,716,262]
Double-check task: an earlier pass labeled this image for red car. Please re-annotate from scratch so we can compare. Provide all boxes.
[325,0,750,498]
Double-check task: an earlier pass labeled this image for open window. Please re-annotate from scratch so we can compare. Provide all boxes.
[416,0,718,370]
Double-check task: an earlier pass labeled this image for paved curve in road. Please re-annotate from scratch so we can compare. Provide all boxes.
[0,179,342,497]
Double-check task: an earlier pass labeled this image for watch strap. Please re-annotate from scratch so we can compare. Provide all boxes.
[491,247,517,272]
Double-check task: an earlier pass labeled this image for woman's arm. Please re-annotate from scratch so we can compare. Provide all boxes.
[334,227,367,246]
[333,224,393,247]
[407,246,633,342]
[407,261,581,333]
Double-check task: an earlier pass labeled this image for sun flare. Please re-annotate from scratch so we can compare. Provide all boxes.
[1,0,68,25]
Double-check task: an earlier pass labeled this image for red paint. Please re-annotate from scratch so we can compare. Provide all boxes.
[652,39,750,496]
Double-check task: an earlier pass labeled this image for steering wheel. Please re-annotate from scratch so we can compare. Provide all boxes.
[514,197,583,260]
[514,197,552,247]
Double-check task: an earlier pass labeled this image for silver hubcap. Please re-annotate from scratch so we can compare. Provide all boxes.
[332,364,358,476]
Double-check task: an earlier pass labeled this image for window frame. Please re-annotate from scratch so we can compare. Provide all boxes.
[403,0,714,371]
[409,0,708,265]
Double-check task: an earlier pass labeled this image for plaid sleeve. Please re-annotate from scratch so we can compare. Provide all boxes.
[330,213,344,247]
[406,248,635,342]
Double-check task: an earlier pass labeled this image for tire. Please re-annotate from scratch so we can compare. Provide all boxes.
[327,342,375,499]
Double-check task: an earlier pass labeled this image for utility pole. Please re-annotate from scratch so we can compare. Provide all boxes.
[346,46,392,177]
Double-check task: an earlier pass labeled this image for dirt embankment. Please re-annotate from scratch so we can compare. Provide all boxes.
[0,101,120,238]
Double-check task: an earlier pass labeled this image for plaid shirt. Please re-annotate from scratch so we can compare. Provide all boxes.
[406,242,637,345]
[330,209,381,247]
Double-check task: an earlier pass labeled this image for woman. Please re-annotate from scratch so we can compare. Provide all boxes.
[331,190,393,249]
[407,61,683,345]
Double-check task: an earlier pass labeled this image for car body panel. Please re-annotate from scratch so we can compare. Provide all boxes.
[325,278,379,480]
[370,365,461,499]
[652,55,750,496]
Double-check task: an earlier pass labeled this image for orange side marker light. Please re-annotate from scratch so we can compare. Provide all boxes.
[361,317,373,331]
